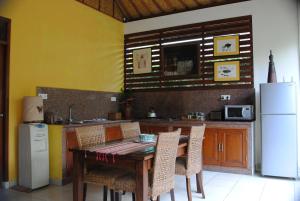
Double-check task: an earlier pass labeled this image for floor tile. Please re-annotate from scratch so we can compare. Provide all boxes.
[0,171,297,201]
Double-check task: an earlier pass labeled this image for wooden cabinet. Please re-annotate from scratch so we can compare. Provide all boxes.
[203,128,219,166]
[140,124,170,134]
[105,126,122,141]
[203,128,248,168]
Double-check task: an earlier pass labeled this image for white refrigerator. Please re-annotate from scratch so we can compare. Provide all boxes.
[260,82,298,178]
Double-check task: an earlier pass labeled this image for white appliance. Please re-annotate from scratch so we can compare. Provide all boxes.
[19,123,49,189]
[260,82,298,178]
[224,105,254,120]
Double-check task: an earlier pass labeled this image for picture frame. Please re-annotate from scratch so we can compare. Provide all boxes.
[133,48,152,74]
[214,35,239,56]
[214,61,240,81]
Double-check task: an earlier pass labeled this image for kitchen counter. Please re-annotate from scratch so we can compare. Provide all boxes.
[63,120,131,128]
[139,119,254,126]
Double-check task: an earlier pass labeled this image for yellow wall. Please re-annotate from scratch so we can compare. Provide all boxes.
[48,125,63,182]
[0,0,124,182]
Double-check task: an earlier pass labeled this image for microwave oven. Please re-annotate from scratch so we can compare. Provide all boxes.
[224,105,254,120]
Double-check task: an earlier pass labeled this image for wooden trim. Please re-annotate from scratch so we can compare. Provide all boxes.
[0,16,10,182]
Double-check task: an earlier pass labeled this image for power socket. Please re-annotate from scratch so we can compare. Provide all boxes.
[220,95,231,101]
[38,93,48,100]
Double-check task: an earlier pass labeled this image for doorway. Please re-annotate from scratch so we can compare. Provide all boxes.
[0,16,10,186]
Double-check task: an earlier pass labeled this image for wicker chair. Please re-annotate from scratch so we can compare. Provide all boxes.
[120,122,141,139]
[175,125,206,201]
[75,125,124,201]
[113,129,181,201]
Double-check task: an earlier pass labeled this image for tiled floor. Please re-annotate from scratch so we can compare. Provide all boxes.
[0,171,299,201]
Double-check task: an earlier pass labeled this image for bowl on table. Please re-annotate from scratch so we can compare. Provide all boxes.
[139,134,156,143]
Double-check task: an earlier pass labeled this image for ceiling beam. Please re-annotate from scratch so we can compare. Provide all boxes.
[98,0,101,11]
[177,0,189,9]
[152,0,164,13]
[164,0,177,12]
[129,0,143,18]
[140,0,154,15]
[115,0,131,21]
[192,0,201,6]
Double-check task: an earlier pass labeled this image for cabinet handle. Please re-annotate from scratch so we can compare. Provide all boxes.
[221,144,224,152]
[217,144,221,152]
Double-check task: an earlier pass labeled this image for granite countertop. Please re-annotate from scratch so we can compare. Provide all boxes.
[138,118,255,126]
[48,120,131,128]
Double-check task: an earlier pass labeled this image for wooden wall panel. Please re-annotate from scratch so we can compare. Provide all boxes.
[124,15,253,91]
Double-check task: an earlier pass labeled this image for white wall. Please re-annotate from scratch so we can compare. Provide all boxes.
[297,0,300,174]
[125,0,300,171]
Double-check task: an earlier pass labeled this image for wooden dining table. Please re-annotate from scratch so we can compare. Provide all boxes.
[70,136,203,201]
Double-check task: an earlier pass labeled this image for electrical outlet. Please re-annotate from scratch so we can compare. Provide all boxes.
[110,96,117,102]
[38,93,48,100]
[220,95,231,101]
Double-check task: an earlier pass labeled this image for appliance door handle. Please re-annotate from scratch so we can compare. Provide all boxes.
[242,108,246,117]
[0,113,4,117]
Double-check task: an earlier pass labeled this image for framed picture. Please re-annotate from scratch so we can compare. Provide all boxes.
[214,61,240,81]
[133,48,152,74]
[214,35,239,56]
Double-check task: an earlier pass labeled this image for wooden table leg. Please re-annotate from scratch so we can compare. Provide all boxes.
[73,152,84,201]
[135,160,148,201]
[196,172,201,193]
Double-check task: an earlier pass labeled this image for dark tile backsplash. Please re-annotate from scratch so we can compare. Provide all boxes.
[37,87,255,122]
[37,87,120,122]
[132,88,255,119]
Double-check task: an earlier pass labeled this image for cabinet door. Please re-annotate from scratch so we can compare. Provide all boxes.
[220,129,247,168]
[203,128,220,165]
[105,126,122,141]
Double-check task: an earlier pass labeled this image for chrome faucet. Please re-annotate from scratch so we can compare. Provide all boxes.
[68,104,74,124]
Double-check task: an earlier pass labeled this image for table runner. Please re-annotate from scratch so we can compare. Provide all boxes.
[91,141,156,163]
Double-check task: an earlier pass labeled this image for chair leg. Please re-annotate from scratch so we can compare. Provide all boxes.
[103,186,108,201]
[110,189,115,201]
[186,177,192,201]
[115,191,122,201]
[157,195,160,201]
[83,183,87,201]
[132,192,136,201]
[170,188,175,201]
[196,171,205,198]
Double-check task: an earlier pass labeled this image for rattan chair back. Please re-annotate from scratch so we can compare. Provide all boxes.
[151,129,181,199]
[75,125,105,148]
[186,125,206,177]
[120,122,141,139]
